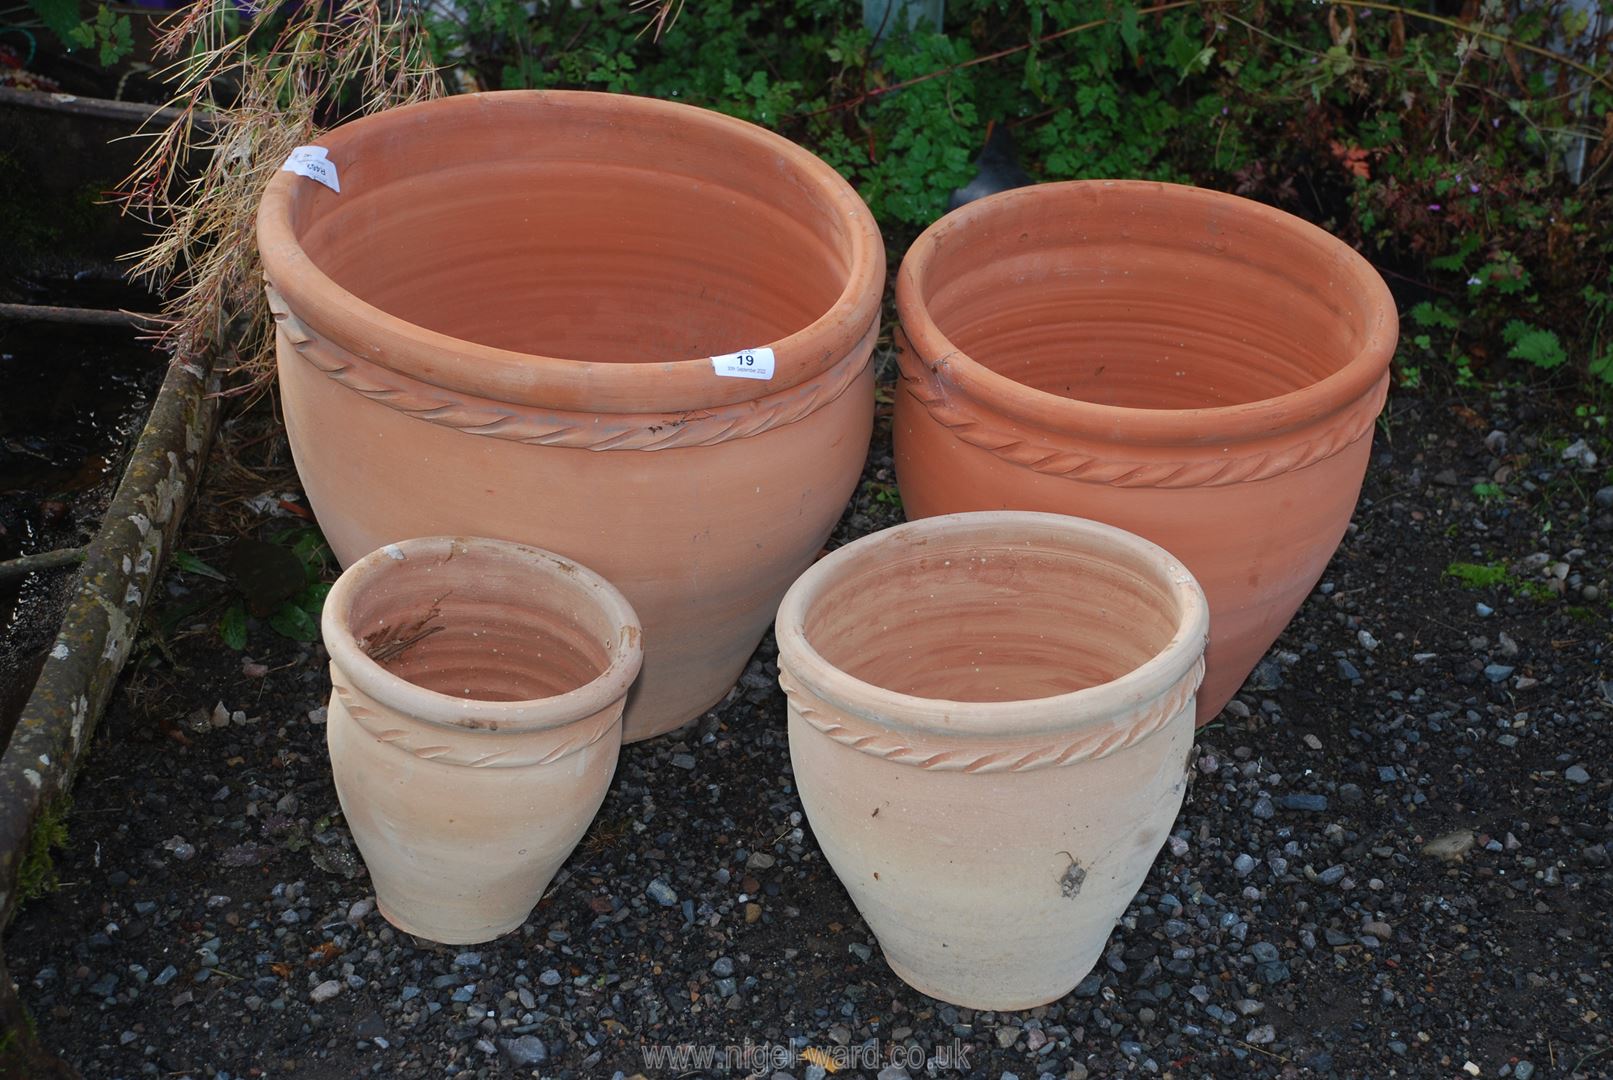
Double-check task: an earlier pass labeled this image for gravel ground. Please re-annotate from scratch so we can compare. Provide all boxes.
[7,374,1612,1080]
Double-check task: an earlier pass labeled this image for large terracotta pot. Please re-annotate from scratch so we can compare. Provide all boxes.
[777,511,1208,1010]
[259,90,884,741]
[893,180,1396,723]
[323,536,642,945]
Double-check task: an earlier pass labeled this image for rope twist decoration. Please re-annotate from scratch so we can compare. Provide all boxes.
[896,347,1389,488]
[265,283,873,452]
[331,681,617,768]
[778,655,1203,772]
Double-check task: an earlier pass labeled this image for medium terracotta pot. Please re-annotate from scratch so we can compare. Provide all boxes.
[259,90,884,742]
[893,180,1396,723]
[322,536,642,945]
[776,511,1208,1010]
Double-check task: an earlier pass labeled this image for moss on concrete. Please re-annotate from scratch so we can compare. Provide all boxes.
[16,795,70,904]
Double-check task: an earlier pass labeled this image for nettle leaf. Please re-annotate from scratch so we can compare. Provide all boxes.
[1409,301,1460,330]
[1429,235,1480,273]
[1591,347,1613,386]
[1502,320,1567,370]
[1476,259,1531,295]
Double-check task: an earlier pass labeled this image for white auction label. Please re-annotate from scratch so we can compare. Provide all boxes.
[282,145,340,193]
[710,346,775,380]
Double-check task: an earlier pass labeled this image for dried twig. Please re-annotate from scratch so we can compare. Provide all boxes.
[117,1,443,396]
[359,601,446,664]
[630,0,686,42]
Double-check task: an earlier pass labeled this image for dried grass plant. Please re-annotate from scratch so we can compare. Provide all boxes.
[119,0,443,394]
[630,0,686,41]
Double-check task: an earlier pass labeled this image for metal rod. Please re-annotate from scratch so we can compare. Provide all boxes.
[0,86,212,129]
[0,548,85,584]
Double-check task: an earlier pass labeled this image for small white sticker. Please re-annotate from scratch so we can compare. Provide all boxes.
[282,145,340,193]
[711,346,775,380]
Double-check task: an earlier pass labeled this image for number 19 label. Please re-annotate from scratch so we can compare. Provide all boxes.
[711,346,776,380]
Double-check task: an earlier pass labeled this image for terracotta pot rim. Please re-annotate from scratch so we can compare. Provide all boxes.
[775,511,1209,739]
[322,536,643,733]
[258,90,885,415]
[895,179,1397,447]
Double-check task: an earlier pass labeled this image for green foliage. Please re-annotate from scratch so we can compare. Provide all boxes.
[1398,300,1476,387]
[869,481,902,508]
[67,4,133,65]
[1444,558,1573,603]
[1445,561,1509,588]
[28,0,133,64]
[1584,275,1613,387]
[421,0,1610,388]
[243,526,333,646]
[1502,321,1567,371]
[219,602,248,650]
[176,527,334,650]
[18,796,71,904]
[1410,302,1460,332]
[171,550,227,581]
[427,0,1226,228]
[26,0,81,42]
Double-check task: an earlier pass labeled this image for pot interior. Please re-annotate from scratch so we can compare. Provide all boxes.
[917,185,1381,410]
[290,99,856,364]
[343,547,612,703]
[803,540,1184,703]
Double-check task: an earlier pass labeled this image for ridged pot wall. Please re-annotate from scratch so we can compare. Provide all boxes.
[323,537,641,944]
[893,181,1397,723]
[259,91,884,742]
[777,512,1209,1009]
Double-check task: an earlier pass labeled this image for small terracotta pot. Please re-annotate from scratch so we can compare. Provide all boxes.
[322,536,641,945]
[893,180,1396,723]
[776,511,1208,1010]
[260,90,884,741]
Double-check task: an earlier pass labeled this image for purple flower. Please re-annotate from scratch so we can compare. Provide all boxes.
[1427,203,1442,212]
[1469,183,1481,194]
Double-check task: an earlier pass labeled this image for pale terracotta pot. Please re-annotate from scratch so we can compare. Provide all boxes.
[322,536,642,945]
[259,90,884,742]
[893,180,1396,723]
[776,511,1209,1010]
